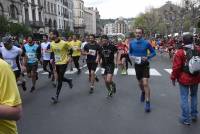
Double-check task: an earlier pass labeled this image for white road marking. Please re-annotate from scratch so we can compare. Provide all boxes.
[164,69,172,74]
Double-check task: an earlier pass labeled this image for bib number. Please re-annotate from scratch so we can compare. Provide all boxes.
[55,55,61,62]
[89,49,96,56]
[133,56,142,64]
[27,53,36,59]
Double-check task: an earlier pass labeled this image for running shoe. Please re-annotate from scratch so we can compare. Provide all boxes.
[30,86,35,93]
[89,87,94,94]
[21,81,27,91]
[51,96,58,104]
[145,101,151,113]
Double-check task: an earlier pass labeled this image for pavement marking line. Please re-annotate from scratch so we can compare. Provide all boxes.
[150,68,162,76]
[65,68,78,74]
[37,68,43,73]
[114,68,118,75]
[80,64,87,69]
[42,72,49,75]
[164,69,172,74]
[85,67,100,74]
[127,68,136,75]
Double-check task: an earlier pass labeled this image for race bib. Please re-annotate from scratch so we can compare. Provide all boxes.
[73,46,79,51]
[89,49,96,56]
[133,56,142,64]
[27,53,36,59]
[5,59,14,67]
[55,54,61,62]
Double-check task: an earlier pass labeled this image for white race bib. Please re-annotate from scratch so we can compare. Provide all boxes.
[89,49,96,56]
[101,68,105,74]
[55,55,61,62]
[27,53,36,59]
[73,46,78,51]
[133,56,142,64]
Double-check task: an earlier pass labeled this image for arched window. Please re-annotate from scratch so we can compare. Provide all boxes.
[0,3,3,16]
[49,19,52,27]
[53,20,57,29]
[10,4,18,19]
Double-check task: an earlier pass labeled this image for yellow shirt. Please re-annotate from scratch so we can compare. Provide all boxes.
[0,59,22,134]
[70,40,81,57]
[50,40,71,65]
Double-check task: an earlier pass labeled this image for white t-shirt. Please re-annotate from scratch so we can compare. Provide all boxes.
[0,46,22,71]
[41,42,51,60]
[81,41,88,50]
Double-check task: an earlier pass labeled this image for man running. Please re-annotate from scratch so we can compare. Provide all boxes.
[70,34,82,74]
[83,34,100,94]
[50,30,73,103]
[0,36,26,91]
[41,35,53,79]
[129,28,156,112]
[22,35,41,92]
[98,35,118,97]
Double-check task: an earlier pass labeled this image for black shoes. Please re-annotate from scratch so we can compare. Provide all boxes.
[89,87,94,94]
[30,86,35,93]
[51,96,58,104]
[21,81,27,91]
[68,79,73,89]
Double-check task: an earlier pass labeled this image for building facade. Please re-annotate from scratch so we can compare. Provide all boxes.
[43,0,57,33]
[114,17,128,34]
[0,0,23,23]
[84,7,96,34]
[73,0,85,35]
[104,23,115,35]
[21,0,44,33]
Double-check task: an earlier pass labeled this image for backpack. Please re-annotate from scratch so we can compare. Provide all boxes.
[183,45,200,75]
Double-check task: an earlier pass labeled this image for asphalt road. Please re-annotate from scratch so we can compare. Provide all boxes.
[17,54,200,134]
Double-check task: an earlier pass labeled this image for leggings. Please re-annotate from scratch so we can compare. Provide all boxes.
[55,64,71,98]
[72,56,80,70]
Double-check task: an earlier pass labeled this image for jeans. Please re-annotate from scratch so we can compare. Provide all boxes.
[179,83,199,122]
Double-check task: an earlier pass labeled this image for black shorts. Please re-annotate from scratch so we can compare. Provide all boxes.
[102,64,115,75]
[14,70,21,79]
[27,63,38,74]
[134,62,150,80]
[87,62,98,72]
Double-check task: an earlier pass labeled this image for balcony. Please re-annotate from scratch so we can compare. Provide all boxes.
[74,24,86,29]
[25,21,44,28]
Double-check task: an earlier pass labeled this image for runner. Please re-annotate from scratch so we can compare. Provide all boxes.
[81,35,89,64]
[117,38,130,75]
[0,58,22,134]
[50,30,73,103]
[0,36,26,91]
[129,28,156,112]
[70,34,82,74]
[82,34,100,94]
[41,35,53,79]
[22,35,41,92]
[98,35,118,97]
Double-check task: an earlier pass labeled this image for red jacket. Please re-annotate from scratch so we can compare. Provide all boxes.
[171,49,200,85]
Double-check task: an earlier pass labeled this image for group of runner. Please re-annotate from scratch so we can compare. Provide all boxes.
[1,28,156,112]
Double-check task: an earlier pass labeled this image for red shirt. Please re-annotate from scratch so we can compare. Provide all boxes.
[117,43,128,54]
[171,49,200,85]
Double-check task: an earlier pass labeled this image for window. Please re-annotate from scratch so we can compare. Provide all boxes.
[47,2,50,13]
[44,0,46,12]
[10,4,18,19]
[51,3,53,13]
[32,9,36,21]
[54,4,56,14]
[0,3,4,16]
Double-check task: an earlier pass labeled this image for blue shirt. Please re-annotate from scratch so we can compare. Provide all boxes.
[129,38,156,60]
[23,43,40,64]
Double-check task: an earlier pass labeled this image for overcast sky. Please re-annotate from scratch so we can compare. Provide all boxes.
[84,0,181,19]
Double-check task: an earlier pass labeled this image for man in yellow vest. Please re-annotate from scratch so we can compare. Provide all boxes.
[0,59,22,134]
[70,34,82,74]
